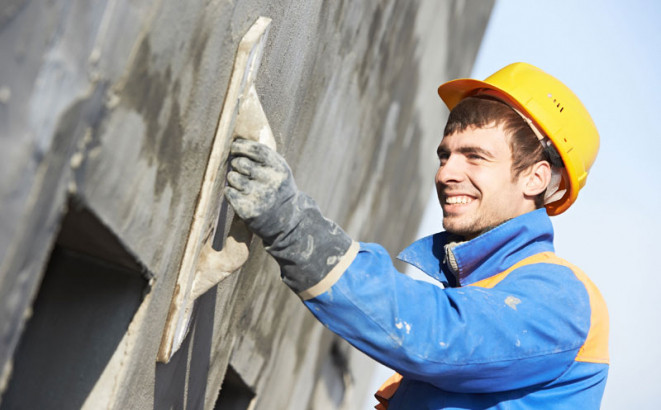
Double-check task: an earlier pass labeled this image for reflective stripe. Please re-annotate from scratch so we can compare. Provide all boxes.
[298,241,360,301]
[470,251,609,364]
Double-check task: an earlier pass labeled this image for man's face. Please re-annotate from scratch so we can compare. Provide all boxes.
[435,124,533,239]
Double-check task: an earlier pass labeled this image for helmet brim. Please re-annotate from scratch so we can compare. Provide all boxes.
[438,78,528,115]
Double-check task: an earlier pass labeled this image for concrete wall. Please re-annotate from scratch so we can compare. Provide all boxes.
[0,0,492,408]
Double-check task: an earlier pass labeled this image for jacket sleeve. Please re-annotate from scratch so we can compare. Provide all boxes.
[302,242,592,393]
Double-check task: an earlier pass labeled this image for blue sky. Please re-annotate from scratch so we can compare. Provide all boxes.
[413,1,660,408]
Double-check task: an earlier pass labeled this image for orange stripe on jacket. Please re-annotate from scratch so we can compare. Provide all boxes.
[469,252,609,364]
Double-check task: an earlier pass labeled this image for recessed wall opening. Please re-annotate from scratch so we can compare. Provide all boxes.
[213,365,255,410]
[0,198,149,409]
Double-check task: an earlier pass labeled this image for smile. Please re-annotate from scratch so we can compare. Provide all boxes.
[445,195,474,204]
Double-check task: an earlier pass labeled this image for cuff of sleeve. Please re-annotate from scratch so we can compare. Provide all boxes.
[297,241,360,301]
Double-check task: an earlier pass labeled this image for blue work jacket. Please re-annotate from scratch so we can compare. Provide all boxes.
[300,209,609,409]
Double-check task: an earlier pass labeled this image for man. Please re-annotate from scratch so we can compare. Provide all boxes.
[225,63,609,409]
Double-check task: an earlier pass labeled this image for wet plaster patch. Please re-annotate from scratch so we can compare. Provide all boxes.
[120,37,186,203]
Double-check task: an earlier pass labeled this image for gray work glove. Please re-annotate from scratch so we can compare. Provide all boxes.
[225,138,353,294]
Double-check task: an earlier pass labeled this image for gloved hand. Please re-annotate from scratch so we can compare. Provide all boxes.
[225,138,353,294]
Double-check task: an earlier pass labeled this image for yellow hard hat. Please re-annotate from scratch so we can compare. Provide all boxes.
[437,62,599,215]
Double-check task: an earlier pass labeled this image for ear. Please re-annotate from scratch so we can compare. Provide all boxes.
[522,161,551,197]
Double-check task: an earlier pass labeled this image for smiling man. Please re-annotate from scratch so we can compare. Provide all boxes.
[225,63,609,409]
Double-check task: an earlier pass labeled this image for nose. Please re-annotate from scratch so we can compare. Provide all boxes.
[436,154,464,186]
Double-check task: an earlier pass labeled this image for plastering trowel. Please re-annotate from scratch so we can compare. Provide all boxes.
[157,17,275,363]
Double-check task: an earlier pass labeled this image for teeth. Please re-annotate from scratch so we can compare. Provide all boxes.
[446,196,473,204]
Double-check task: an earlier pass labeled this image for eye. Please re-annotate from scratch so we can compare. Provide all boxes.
[467,153,484,161]
[437,152,449,166]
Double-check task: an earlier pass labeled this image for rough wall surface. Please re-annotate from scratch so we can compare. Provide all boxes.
[0,0,492,408]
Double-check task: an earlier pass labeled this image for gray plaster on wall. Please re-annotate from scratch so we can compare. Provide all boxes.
[0,0,493,408]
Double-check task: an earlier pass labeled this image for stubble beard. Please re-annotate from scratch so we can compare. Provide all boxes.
[442,211,500,240]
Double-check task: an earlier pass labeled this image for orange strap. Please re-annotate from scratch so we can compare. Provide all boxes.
[374,372,403,409]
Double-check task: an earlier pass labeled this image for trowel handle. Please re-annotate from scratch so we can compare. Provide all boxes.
[191,84,275,298]
[233,84,277,150]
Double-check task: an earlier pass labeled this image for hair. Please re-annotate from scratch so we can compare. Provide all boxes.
[443,96,549,207]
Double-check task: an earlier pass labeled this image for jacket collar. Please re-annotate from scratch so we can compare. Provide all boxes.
[397,209,555,287]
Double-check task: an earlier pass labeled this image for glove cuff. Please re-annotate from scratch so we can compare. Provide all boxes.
[263,192,354,294]
[296,241,360,300]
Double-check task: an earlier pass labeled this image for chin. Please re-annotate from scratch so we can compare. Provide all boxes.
[442,220,473,238]
[443,217,491,240]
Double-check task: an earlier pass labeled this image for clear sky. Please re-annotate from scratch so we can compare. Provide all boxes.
[411,1,661,408]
